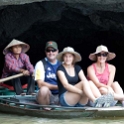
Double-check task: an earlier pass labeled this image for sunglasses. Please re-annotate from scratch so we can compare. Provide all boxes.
[46,49,57,53]
[96,53,108,57]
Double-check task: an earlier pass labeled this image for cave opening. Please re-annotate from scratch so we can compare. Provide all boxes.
[0,1,124,89]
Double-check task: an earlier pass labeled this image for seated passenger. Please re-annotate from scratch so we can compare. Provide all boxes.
[56,46,113,107]
[34,41,61,105]
[87,45,124,106]
[1,39,35,95]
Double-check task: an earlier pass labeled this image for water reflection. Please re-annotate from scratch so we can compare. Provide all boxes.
[0,113,124,124]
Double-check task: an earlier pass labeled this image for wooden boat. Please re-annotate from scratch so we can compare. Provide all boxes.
[0,74,124,118]
[0,95,124,119]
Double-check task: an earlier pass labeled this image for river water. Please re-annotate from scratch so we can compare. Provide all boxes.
[0,113,124,124]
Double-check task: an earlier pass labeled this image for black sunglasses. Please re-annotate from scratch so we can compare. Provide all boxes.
[96,53,108,57]
[46,49,57,53]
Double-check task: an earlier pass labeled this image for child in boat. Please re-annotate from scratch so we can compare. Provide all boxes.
[1,39,35,95]
[87,45,124,106]
[56,46,114,107]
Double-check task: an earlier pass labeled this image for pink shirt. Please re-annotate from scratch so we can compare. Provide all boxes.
[92,63,110,85]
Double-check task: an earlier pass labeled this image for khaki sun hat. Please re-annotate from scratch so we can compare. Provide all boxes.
[3,39,30,55]
[57,46,82,63]
[89,45,116,61]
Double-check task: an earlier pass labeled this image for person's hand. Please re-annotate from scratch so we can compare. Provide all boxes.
[23,70,30,76]
[107,86,114,94]
[20,69,30,76]
[78,89,83,95]
[20,69,25,73]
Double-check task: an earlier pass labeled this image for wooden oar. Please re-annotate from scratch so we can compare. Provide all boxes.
[0,73,24,83]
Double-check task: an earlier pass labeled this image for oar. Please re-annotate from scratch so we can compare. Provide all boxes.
[0,73,24,83]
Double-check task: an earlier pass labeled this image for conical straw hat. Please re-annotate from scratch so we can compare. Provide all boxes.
[3,39,30,55]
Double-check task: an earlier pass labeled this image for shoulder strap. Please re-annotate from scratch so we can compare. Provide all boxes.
[41,58,47,71]
[41,59,61,71]
[58,60,61,66]
[75,64,80,74]
[105,63,110,73]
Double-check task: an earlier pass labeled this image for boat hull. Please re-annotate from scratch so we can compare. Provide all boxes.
[0,95,124,118]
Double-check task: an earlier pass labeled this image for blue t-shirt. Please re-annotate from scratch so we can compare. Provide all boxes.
[44,58,61,94]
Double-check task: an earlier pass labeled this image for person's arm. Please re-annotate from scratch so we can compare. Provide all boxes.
[34,61,58,90]
[37,80,58,90]
[57,70,82,95]
[87,65,108,88]
[22,54,34,74]
[78,69,89,83]
[5,54,21,72]
[107,64,116,86]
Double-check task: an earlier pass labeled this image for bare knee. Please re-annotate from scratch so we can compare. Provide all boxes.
[38,86,50,97]
[112,81,123,94]
[112,81,121,89]
[88,80,95,88]
[113,81,119,85]
[37,86,51,104]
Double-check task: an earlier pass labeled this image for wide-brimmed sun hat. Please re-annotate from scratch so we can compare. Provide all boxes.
[57,46,82,62]
[89,45,116,61]
[3,39,30,55]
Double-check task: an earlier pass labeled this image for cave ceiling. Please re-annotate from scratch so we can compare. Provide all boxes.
[0,0,123,45]
[0,1,123,54]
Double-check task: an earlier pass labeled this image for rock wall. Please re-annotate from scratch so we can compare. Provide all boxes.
[0,1,124,87]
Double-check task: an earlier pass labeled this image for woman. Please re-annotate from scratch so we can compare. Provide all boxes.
[1,39,35,95]
[87,45,124,106]
[56,46,114,107]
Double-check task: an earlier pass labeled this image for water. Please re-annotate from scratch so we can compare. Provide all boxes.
[0,113,124,124]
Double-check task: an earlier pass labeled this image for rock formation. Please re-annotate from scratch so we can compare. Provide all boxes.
[0,0,124,86]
